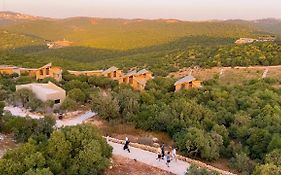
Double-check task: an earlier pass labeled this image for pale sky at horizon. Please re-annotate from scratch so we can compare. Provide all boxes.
[1,0,281,20]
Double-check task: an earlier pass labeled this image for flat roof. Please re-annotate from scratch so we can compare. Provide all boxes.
[32,84,59,94]
[0,65,19,69]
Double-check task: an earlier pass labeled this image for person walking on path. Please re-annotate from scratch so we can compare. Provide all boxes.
[172,147,177,162]
[123,137,130,153]
[156,146,162,161]
[166,152,171,167]
[161,143,165,159]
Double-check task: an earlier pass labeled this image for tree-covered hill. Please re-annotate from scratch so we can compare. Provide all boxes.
[0,29,44,49]
[1,12,281,76]
[1,13,258,50]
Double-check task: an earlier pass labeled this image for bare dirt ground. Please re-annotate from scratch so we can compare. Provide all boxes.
[106,155,174,175]
[0,134,17,158]
[88,117,174,146]
[169,65,281,86]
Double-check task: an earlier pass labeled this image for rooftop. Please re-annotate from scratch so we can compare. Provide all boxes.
[17,82,65,95]
[68,70,103,73]
[103,66,119,74]
[137,69,150,75]
[124,70,137,77]
[0,65,19,69]
[32,84,59,94]
[174,75,196,85]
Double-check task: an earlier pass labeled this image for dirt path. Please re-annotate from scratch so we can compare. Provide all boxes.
[107,155,174,175]
[108,141,190,175]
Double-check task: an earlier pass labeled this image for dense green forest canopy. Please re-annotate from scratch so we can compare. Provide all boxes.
[1,12,281,76]
[1,17,256,50]
[1,68,281,174]
[1,12,281,175]
[1,41,281,76]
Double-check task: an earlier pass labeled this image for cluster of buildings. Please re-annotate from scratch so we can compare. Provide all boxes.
[1,63,201,106]
[68,66,201,91]
[235,36,276,45]
[0,63,62,81]
[68,66,153,91]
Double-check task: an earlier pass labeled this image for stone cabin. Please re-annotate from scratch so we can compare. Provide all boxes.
[0,63,62,81]
[121,69,153,91]
[174,75,201,92]
[68,66,123,80]
[102,66,123,80]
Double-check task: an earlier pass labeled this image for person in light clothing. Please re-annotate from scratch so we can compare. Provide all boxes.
[172,147,177,162]
[156,146,162,161]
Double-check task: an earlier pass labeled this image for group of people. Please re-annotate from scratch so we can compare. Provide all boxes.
[156,144,177,167]
[123,137,177,168]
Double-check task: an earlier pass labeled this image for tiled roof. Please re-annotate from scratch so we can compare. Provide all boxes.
[39,63,52,69]
[124,70,137,77]
[174,75,195,85]
[137,69,150,75]
[103,66,118,74]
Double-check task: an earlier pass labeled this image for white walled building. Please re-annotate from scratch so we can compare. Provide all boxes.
[16,82,66,105]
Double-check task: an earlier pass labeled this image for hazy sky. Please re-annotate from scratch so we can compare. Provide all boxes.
[2,0,281,20]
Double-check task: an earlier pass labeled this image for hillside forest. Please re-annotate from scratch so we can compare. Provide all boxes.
[1,12,281,175]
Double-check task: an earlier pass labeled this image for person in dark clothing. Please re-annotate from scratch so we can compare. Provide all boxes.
[123,137,130,153]
[161,144,165,159]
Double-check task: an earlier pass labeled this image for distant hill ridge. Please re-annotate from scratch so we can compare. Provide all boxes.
[0,11,42,20]
[0,11,280,50]
[1,11,281,22]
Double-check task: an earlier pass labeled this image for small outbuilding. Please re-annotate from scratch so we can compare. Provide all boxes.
[16,81,66,106]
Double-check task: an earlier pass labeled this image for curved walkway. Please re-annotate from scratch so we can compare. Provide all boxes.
[108,141,189,175]
[4,106,235,175]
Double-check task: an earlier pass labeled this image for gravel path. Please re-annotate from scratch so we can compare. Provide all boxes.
[108,141,190,175]
[4,106,96,128]
[55,111,96,128]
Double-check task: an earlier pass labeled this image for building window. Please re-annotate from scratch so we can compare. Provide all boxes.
[181,84,185,89]
[143,73,146,78]
[188,81,192,88]
[54,99,61,104]
[46,68,50,75]
[40,69,44,75]
[113,71,117,77]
